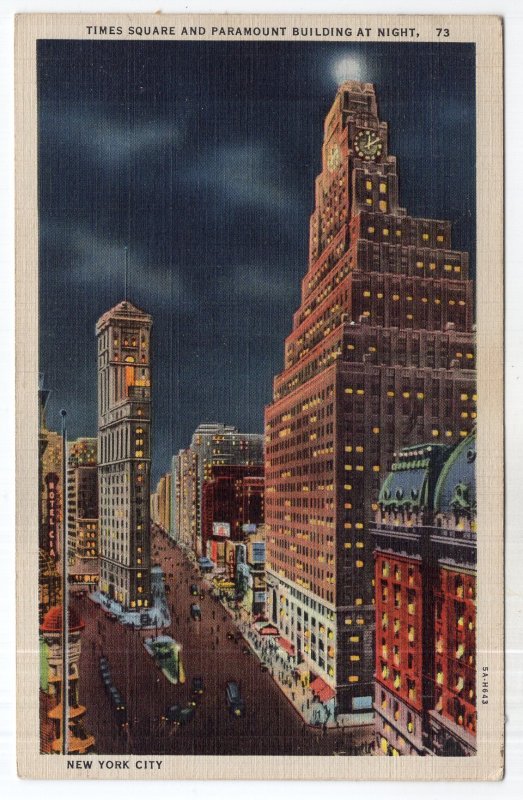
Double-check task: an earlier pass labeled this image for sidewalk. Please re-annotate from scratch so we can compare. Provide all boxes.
[218,597,343,729]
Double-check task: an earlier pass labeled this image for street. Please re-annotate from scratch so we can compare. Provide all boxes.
[75,528,373,755]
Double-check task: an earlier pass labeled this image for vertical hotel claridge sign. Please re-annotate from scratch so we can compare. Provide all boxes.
[264,81,476,718]
[96,301,153,613]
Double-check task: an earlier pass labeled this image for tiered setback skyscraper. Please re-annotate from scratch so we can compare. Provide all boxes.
[265,82,476,717]
[96,301,152,612]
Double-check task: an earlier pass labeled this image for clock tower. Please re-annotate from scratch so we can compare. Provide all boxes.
[265,81,476,719]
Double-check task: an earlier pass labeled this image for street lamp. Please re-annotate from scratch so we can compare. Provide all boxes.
[60,408,69,756]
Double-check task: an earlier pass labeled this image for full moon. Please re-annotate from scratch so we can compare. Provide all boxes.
[331,54,368,85]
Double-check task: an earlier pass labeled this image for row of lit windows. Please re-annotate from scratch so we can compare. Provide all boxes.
[365,225,448,245]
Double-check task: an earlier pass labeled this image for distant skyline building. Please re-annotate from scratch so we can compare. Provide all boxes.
[190,423,264,555]
[201,464,264,565]
[172,423,264,556]
[39,381,63,565]
[96,300,153,612]
[372,431,477,756]
[67,438,98,561]
[172,447,199,551]
[264,81,476,717]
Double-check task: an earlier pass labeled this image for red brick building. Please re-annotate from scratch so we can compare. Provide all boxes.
[264,81,476,717]
[372,430,476,755]
[201,465,264,563]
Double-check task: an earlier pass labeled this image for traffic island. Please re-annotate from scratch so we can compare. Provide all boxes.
[144,635,185,685]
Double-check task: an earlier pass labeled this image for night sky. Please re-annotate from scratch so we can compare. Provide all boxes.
[38,40,475,484]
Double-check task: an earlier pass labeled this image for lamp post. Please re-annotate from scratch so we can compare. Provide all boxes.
[60,409,69,756]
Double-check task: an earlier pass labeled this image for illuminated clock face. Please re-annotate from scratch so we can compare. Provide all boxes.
[327,143,341,172]
[354,129,383,161]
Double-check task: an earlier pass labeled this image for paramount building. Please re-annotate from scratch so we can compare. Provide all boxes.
[264,81,476,718]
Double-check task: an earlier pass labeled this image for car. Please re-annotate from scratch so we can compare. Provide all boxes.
[105,611,118,621]
[102,674,114,690]
[108,686,123,705]
[190,584,199,596]
[260,662,269,672]
[163,704,195,725]
[225,680,245,717]
[190,603,201,620]
[192,676,205,695]
[115,707,128,726]
[226,631,235,641]
[179,706,195,724]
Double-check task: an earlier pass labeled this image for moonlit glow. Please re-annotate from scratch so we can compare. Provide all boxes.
[332,54,368,85]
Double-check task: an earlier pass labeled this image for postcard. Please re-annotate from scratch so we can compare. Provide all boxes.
[15,13,503,780]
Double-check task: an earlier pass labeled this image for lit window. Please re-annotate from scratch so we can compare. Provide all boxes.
[416,261,424,269]
[379,201,388,212]
[422,233,429,241]
[367,226,375,233]
[437,234,444,242]
[365,198,373,206]
[383,227,389,235]
[365,179,372,190]
[432,429,439,437]
[379,182,387,193]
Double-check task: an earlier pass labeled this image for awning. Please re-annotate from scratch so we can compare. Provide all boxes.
[309,676,336,703]
[258,624,279,636]
[277,636,295,656]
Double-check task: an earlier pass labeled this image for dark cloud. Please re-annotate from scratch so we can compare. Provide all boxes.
[38,40,475,484]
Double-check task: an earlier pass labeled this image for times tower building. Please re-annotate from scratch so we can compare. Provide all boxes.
[96,300,152,613]
[265,82,476,718]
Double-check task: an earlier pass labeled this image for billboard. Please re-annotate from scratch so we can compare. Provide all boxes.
[212,522,230,539]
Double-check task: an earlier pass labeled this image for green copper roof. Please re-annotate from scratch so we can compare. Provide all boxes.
[378,444,451,510]
[433,429,476,514]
